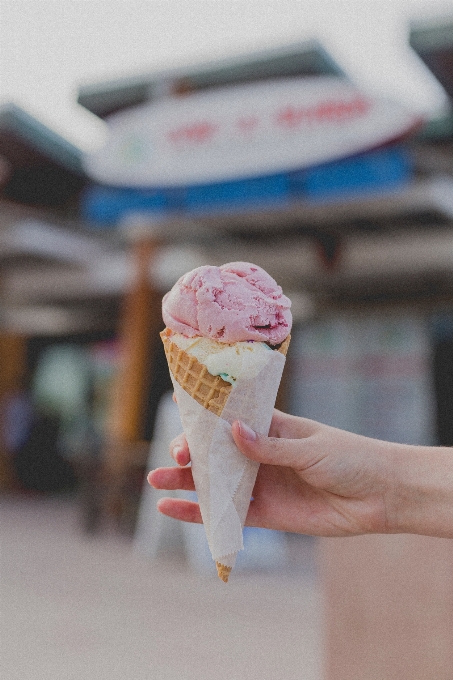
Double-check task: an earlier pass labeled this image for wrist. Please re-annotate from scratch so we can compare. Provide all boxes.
[389,443,453,538]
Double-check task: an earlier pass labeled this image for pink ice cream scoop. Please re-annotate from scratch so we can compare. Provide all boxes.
[162,262,292,345]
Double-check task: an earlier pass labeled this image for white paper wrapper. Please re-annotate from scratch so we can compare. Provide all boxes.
[171,348,286,570]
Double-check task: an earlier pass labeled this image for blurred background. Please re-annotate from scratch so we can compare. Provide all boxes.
[1,2,453,679]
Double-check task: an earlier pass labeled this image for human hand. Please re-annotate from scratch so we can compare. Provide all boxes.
[148,409,398,537]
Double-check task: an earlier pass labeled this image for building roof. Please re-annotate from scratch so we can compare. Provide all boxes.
[78,40,346,119]
[0,104,84,174]
[0,104,87,210]
[410,18,453,100]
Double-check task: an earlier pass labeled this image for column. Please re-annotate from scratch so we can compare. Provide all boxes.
[0,331,27,488]
[104,237,162,525]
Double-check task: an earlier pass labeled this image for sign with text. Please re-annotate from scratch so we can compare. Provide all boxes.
[85,76,419,188]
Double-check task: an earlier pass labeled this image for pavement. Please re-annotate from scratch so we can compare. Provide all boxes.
[1,493,323,680]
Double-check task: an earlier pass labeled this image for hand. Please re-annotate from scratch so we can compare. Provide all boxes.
[148,409,398,537]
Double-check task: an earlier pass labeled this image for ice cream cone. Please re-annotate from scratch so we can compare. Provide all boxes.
[160,329,290,418]
[159,263,292,583]
[160,329,290,583]
[215,561,232,583]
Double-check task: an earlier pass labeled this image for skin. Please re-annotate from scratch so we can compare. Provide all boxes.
[148,409,453,539]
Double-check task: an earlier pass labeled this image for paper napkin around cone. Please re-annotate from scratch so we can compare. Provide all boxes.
[170,346,286,573]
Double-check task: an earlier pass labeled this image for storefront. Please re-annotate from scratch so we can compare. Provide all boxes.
[78,38,453,441]
[78,30,453,678]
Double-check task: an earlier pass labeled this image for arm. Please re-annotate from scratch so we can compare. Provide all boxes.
[390,444,453,538]
[148,410,453,539]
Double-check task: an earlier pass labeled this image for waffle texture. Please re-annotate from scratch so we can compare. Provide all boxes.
[160,330,290,417]
[215,562,232,583]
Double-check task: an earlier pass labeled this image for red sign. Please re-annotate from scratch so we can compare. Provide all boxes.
[85,76,420,187]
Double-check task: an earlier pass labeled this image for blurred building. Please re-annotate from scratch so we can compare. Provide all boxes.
[1,20,452,678]
[77,32,453,439]
[1,25,452,491]
[0,104,125,336]
[0,105,123,489]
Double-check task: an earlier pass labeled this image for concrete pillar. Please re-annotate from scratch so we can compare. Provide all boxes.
[0,331,27,488]
[104,237,161,524]
[108,238,161,446]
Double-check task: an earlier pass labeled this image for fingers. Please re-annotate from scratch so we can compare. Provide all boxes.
[148,466,195,491]
[156,498,202,524]
[156,494,265,529]
[269,409,320,439]
[169,433,190,466]
[231,420,319,470]
[148,466,200,523]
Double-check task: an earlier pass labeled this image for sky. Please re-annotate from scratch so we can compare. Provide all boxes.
[0,0,452,152]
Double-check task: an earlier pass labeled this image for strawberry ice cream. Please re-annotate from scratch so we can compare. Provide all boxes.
[160,261,291,582]
[162,262,292,345]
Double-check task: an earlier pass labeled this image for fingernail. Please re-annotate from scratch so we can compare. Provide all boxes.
[238,421,257,442]
[173,446,184,465]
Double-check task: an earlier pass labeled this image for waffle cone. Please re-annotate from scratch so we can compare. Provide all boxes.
[215,561,232,583]
[160,329,290,417]
[160,328,290,582]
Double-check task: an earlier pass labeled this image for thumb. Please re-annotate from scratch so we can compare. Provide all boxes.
[231,420,307,468]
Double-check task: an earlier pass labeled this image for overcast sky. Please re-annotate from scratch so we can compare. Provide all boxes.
[0,0,452,152]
